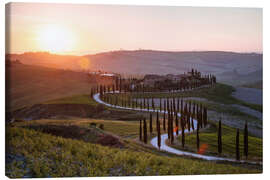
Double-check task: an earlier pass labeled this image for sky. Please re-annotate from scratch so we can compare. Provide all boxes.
[5,3,262,55]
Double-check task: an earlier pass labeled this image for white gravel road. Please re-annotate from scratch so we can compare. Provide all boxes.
[93,92,260,164]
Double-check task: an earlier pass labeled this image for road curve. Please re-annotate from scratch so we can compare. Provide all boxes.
[93,92,261,165]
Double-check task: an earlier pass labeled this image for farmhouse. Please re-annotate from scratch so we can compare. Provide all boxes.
[88,72,119,85]
[143,73,189,87]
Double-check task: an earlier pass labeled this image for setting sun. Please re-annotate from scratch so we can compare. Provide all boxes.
[37,25,75,53]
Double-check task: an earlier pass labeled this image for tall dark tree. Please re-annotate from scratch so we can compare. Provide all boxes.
[236,128,240,160]
[177,98,180,112]
[187,111,190,132]
[163,111,166,131]
[156,111,159,131]
[164,99,166,113]
[157,117,161,149]
[152,97,155,110]
[196,123,200,151]
[167,110,171,139]
[218,119,222,154]
[191,116,194,131]
[160,98,162,112]
[244,121,248,158]
[147,98,150,111]
[143,97,146,109]
[135,98,138,108]
[175,112,179,136]
[170,110,174,144]
[203,107,208,127]
[139,119,142,141]
[149,113,153,134]
[143,118,147,144]
[180,99,183,114]
[181,115,185,148]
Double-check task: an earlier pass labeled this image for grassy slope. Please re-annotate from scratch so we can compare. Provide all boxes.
[172,123,262,161]
[6,64,93,111]
[7,90,262,177]
[44,94,98,106]
[6,127,261,178]
[242,80,263,90]
[130,83,262,112]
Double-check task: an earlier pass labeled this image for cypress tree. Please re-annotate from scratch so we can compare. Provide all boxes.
[244,121,248,158]
[177,98,180,112]
[218,119,222,154]
[181,115,185,148]
[143,97,146,109]
[152,97,155,110]
[156,111,159,131]
[196,123,200,151]
[175,111,179,136]
[163,111,166,131]
[167,98,170,113]
[164,99,166,113]
[191,116,194,131]
[173,97,176,112]
[149,113,153,134]
[236,128,240,160]
[167,109,171,139]
[157,117,161,149]
[203,107,208,127]
[160,98,162,112]
[180,99,183,114]
[90,88,93,98]
[139,119,142,141]
[143,118,147,144]
[170,110,174,144]
[187,111,190,132]
[147,98,150,111]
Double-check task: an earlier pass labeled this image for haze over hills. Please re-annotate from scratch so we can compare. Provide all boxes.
[7,50,262,86]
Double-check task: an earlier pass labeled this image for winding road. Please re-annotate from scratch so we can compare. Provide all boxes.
[93,92,261,165]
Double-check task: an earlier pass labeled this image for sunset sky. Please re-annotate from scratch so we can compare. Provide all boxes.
[6,3,262,55]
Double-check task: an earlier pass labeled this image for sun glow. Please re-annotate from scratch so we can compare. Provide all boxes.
[37,25,75,53]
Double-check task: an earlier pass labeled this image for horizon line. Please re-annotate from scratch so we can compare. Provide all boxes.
[6,49,263,57]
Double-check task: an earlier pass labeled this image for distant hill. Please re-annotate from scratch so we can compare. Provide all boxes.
[7,50,262,86]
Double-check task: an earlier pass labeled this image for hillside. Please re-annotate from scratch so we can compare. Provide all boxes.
[6,63,93,112]
[8,50,263,86]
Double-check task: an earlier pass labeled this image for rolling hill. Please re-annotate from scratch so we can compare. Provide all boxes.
[7,50,262,86]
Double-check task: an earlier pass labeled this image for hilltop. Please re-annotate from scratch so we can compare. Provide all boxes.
[7,50,262,86]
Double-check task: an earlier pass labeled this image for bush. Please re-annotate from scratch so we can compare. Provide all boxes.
[99,124,104,130]
[90,123,96,127]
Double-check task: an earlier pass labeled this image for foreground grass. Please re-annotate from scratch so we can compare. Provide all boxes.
[6,126,261,178]
[173,123,262,161]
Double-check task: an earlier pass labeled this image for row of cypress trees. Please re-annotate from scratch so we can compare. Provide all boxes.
[89,70,217,98]
[138,98,208,149]
[217,119,249,160]
[139,110,249,161]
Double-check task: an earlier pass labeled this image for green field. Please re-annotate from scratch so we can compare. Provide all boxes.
[172,123,262,161]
